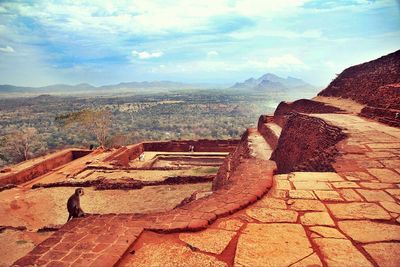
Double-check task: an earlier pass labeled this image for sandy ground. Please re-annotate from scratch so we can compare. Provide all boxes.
[0,229,51,267]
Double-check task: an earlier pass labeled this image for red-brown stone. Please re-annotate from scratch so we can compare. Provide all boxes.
[61,251,82,263]
[13,255,40,266]
[46,260,69,267]
[91,243,111,253]
[53,242,76,252]
[188,219,209,230]
[89,254,121,267]
[40,250,68,261]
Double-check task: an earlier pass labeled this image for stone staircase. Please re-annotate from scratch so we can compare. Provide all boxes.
[247,128,273,160]
[257,115,282,150]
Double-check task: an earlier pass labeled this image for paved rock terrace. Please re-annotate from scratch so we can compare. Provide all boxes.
[13,113,400,267]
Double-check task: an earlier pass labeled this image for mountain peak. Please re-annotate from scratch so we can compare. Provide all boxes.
[230,73,315,91]
[258,73,280,81]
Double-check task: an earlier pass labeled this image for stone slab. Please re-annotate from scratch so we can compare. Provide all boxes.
[121,239,227,267]
[380,201,400,213]
[274,174,289,180]
[365,152,397,158]
[300,212,334,226]
[331,181,359,189]
[359,182,395,189]
[179,228,236,254]
[246,207,298,223]
[367,143,400,149]
[356,160,384,168]
[338,220,400,243]
[367,168,400,183]
[235,223,313,267]
[290,199,326,211]
[309,226,346,239]
[327,203,391,220]
[289,172,344,182]
[356,189,395,202]
[342,172,375,181]
[380,159,400,169]
[215,219,243,231]
[314,190,343,201]
[288,190,317,199]
[255,197,287,209]
[293,181,332,190]
[290,253,322,267]
[363,243,400,267]
[386,189,400,197]
[276,180,292,190]
[314,238,373,267]
[336,189,364,201]
[268,189,288,199]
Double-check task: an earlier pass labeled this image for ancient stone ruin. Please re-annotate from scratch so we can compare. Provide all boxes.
[1,50,400,267]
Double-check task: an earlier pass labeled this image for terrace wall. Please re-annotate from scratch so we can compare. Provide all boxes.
[271,113,347,173]
[103,143,145,166]
[212,131,251,190]
[142,139,239,153]
[0,149,91,186]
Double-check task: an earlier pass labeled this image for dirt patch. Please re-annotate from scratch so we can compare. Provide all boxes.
[0,229,52,267]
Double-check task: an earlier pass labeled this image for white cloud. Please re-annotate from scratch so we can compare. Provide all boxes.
[144,53,307,75]
[131,50,163,59]
[0,45,15,53]
[3,0,311,36]
[245,54,308,71]
[229,29,323,40]
[207,51,219,56]
[234,0,308,16]
[265,54,305,68]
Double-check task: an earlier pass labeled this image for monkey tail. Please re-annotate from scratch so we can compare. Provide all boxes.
[67,214,72,223]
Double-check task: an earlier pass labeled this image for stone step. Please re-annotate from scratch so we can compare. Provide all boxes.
[258,122,282,150]
[378,117,400,128]
[247,129,273,160]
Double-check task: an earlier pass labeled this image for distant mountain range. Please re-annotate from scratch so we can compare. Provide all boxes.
[0,81,204,94]
[230,73,315,91]
[0,73,317,95]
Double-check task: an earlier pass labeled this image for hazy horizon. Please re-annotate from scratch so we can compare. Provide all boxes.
[0,72,319,89]
[0,0,399,88]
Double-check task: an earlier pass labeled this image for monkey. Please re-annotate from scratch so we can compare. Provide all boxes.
[66,188,85,222]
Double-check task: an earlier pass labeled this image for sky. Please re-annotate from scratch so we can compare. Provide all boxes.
[0,0,399,87]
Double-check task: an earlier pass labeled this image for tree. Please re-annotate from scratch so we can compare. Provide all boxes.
[3,127,43,162]
[56,109,112,148]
